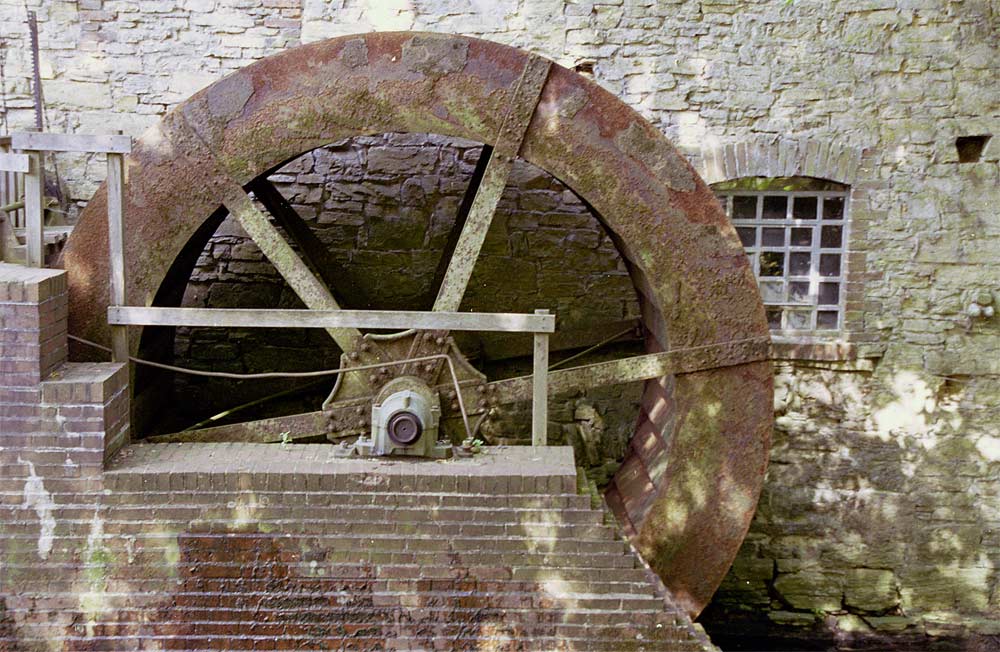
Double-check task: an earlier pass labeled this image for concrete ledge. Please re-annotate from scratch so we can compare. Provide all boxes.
[104,443,579,493]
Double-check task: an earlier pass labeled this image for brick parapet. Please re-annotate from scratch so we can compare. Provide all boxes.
[1,266,127,478]
[0,264,68,389]
[41,362,130,469]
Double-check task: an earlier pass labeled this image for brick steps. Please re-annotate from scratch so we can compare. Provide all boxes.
[0,446,716,650]
[0,490,596,509]
[0,505,610,524]
[9,636,708,652]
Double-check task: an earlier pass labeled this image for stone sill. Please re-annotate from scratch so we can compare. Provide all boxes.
[771,336,884,370]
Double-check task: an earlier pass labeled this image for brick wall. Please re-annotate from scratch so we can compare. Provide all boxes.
[0,1,997,648]
[0,288,718,652]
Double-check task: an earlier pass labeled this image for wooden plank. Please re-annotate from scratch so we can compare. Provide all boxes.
[0,153,30,173]
[106,153,129,363]
[223,192,363,352]
[108,306,556,333]
[432,57,551,313]
[532,310,550,447]
[22,151,44,267]
[10,132,132,154]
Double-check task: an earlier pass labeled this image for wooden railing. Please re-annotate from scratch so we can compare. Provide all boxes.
[0,137,26,230]
[2,132,557,445]
[110,307,555,446]
[0,132,130,268]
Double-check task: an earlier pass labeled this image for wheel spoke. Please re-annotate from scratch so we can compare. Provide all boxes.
[248,177,368,309]
[481,318,641,363]
[428,144,493,308]
[432,56,551,312]
[487,336,773,403]
[147,410,331,444]
[224,191,363,353]
[432,157,516,312]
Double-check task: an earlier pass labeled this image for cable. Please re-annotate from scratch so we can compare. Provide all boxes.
[69,334,349,379]
[548,326,637,371]
[69,331,772,380]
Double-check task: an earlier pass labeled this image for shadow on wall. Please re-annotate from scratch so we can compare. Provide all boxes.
[701,361,1000,652]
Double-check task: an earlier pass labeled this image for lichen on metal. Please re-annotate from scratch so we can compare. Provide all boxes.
[62,31,773,616]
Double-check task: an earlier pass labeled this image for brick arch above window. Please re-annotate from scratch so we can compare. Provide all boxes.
[694,137,883,363]
[697,138,866,188]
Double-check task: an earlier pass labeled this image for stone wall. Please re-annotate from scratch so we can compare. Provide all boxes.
[0,0,997,649]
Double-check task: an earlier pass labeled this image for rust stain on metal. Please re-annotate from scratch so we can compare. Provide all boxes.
[614,121,696,192]
[62,31,773,617]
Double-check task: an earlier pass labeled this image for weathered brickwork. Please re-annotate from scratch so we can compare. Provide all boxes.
[0,0,997,649]
[0,283,717,650]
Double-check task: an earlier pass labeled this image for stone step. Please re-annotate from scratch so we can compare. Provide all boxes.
[0,519,620,542]
[8,635,711,652]
[1,548,641,577]
[2,585,672,615]
[0,563,659,594]
[83,490,596,510]
[0,504,609,526]
[1,227,70,264]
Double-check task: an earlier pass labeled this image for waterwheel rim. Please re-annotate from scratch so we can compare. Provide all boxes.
[62,31,773,615]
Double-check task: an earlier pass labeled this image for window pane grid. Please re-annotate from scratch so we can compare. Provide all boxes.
[718,187,849,332]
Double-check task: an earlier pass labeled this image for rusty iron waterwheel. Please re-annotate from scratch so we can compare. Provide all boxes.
[62,32,773,616]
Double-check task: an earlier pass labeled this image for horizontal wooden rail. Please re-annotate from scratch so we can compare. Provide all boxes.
[108,306,556,333]
[0,153,30,173]
[10,132,132,154]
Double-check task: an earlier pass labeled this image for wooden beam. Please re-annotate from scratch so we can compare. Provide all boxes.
[532,310,550,446]
[22,151,44,267]
[106,153,129,363]
[247,177,367,308]
[10,132,132,154]
[0,153,30,173]
[108,306,556,333]
[432,57,551,312]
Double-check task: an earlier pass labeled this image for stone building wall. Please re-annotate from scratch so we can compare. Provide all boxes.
[0,1,997,649]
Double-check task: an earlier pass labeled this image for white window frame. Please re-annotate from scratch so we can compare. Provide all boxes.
[715,186,851,334]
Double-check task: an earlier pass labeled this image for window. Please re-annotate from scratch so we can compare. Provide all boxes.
[714,177,849,333]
